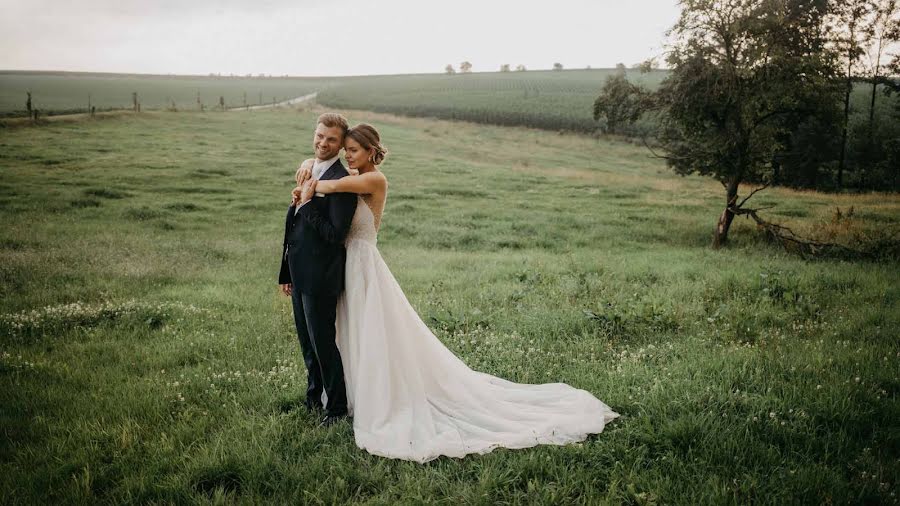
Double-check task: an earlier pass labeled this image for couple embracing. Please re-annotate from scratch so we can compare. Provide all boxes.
[278,113,619,463]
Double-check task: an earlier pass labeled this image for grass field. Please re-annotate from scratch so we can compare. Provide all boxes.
[0,71,336,114]
[1,108,899,504]
[315,69,668,133]
[3,69,894,137]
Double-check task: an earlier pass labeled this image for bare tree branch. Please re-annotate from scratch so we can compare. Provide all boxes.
[735,181,770,209]
[641,136,670,160]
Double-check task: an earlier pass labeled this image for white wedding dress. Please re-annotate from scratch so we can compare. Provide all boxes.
[335,196,620,463]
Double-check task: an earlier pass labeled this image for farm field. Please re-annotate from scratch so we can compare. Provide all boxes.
[2,69,660,125]
[315,69,669,133]
[2,69,893,136]
[1,108,899,504]
[0,71,337,114]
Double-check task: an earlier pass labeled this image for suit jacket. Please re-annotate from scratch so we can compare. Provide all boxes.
[278,159,357,296]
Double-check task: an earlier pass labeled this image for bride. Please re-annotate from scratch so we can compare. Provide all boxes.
[294,123,619,463]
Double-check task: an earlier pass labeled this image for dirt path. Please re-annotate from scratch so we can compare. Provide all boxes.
[229,92,318,111]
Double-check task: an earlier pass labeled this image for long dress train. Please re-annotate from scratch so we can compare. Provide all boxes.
[335,197,619,463]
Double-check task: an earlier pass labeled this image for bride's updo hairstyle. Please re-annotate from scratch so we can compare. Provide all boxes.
[346,123,388,165]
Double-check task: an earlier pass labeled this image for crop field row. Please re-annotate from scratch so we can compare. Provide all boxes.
[1,70,890,136]
[0,70,663,129]
[317,70,667,132]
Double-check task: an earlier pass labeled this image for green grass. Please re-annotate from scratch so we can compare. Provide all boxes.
[0,70,336,113]
[1,109,898,504]
[316,69,668,133]
[4,69,895,137]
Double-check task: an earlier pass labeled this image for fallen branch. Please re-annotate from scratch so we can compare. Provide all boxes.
[730,205,866,259]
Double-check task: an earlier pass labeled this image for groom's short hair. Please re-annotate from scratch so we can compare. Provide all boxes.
[317,113,349,139]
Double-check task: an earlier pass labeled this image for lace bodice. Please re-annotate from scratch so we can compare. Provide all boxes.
[346,196,380,245]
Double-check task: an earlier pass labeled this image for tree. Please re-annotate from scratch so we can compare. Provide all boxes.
[515,64,527,71]
[677,0,840,246]
[598,0,840,248]
[460,61,473,73]
[553,62,564,70]
[865,1,899,120]
[678,0,840,246]
[615,62,627,73]
[828,0,874,189]
[861,0,900,180]
[500,64,511,72]
[445,64,456,75]
[632,57,659,73]
[593,73,649,134]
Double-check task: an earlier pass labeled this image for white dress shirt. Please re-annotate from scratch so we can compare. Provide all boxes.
[295,154,340,215]
[312,154,340,180]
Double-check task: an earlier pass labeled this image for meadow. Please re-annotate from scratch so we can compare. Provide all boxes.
[1,108,898,504]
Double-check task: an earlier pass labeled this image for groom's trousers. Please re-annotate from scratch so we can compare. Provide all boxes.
[290,286,348,417]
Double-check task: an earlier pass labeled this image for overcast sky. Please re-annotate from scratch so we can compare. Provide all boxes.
[0,0,680,76]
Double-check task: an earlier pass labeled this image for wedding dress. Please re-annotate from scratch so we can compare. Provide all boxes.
[335,196,619,463]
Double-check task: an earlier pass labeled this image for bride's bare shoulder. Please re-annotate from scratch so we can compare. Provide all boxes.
[363,169,388,187]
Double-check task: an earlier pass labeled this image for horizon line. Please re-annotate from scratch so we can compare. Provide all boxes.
[0,67,671,79]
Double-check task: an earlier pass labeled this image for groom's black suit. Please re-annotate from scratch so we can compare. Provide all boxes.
[278,159,357,417]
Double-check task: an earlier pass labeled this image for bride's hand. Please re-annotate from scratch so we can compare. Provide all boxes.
[299,179,317,204]
[291,185,303,206]
[295,159,314,185]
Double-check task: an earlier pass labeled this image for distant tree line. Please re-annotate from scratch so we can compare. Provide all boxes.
[443,62,579,73]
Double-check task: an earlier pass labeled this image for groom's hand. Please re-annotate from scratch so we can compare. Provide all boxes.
[280,283,292,296]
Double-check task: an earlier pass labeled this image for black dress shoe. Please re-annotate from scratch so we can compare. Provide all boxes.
[319,414,348,427]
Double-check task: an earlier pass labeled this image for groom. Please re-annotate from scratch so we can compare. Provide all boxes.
[278,113,357,426]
